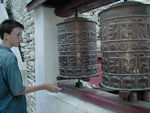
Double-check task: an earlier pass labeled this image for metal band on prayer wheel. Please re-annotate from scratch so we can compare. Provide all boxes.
[57,17,98,78]
[99,2,150,90]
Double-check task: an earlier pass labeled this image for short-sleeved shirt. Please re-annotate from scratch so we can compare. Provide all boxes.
[0,44,27,113]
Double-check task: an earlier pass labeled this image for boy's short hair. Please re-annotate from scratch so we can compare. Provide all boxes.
[0,19,24,40]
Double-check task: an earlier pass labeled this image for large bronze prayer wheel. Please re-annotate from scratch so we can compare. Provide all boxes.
[99,1,150,90]
[57,17,98,78]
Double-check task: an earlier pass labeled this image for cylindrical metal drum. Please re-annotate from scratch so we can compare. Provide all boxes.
[99,1,150,90]
[57,17,98,78]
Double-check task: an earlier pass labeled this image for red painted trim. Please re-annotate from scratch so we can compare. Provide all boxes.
[58,83,150,113]
[89,54,102,88]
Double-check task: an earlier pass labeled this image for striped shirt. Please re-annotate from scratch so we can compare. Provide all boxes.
[0,44,27,113]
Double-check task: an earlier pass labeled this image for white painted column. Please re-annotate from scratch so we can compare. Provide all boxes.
[34,6,64,113]
[34,6,64,84]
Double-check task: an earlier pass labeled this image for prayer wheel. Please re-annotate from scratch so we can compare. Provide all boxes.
[57,17,98,78]
[99,1,150,90]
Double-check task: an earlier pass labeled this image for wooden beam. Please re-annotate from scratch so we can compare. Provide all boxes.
[27,0,121,17]
[26,0,47,12]
[55,0,121,17]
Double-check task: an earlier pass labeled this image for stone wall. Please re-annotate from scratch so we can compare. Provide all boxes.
[6,0,36,113]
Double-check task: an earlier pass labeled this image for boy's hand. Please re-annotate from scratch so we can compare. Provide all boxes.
[45,83,62,93]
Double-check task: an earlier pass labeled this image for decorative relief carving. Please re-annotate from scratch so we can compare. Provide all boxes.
[102,56,150,74]
[58,31,96,44]
[100,18,150,41]
[122,76,134,89]
[58,44,96,51]
[136,76,149,88]
[59,65,97,77]
[59,54,97,67]
[119,42,128,51]
[102,41,150,52]
[110,76,121,88]
[122,58,137,74]
[102,73,150,90]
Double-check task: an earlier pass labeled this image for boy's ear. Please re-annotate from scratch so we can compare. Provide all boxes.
[3,32,9,39]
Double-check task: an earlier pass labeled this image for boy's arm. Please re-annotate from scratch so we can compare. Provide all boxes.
[16,83,61,96]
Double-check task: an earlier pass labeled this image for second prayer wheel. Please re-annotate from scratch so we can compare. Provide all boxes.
[99,1,150,90]
[57,17,98,78]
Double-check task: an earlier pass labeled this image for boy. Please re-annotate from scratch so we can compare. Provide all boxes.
[0,19,61,113]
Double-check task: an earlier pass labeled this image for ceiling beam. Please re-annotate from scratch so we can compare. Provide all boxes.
[27,0,47,12]
[55,0,121,17]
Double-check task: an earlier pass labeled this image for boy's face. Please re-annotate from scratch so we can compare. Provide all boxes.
[6,27,23,48]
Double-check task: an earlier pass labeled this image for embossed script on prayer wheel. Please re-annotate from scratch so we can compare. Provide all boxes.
[99,2,150,90]
[57,17,98,78]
